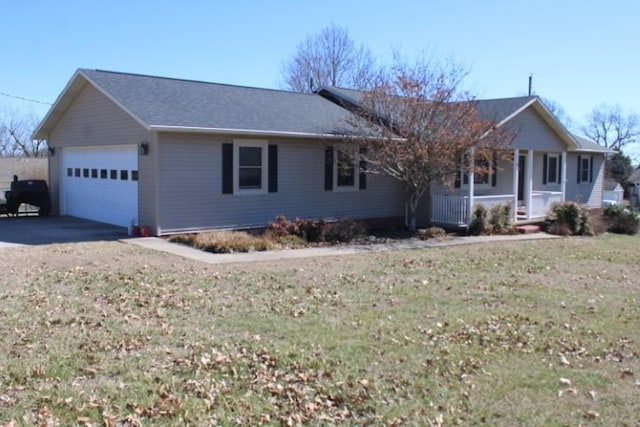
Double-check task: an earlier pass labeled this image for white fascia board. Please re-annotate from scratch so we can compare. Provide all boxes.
[572,147,615,154]
[79,70,151,131]
[490,97,578,150]
[495,98,539,129]
[33,69,152,139]
[530,99,580,149]
[33,69,85,139]
[477,98,539,140]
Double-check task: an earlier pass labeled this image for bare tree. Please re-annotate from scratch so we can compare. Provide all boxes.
[540,97,574,130]
[0,110,47,157]
[583,104,639,152]
[347,57,515,230]
[282,24,376,92]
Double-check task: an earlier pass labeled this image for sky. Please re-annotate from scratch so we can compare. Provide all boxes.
[2,0,639,157]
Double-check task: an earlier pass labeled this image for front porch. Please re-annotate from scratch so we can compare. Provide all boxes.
[431,191,563,227]
[430,148,566,228]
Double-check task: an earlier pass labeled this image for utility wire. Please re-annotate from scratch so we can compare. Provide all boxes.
[0,91,52,105]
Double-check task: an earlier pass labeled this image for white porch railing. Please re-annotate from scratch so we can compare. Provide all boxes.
[431,195,469,226]
[474,194,515,209]
[529,191,563,219]
[432,192,562,226]
[431,194,514,226]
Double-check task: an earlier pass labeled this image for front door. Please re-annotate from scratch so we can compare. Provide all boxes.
[518,155,526,202]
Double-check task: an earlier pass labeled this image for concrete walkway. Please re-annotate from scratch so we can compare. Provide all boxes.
[123,233,558,265]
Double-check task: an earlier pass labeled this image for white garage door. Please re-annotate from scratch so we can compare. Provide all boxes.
[61,146,138,227]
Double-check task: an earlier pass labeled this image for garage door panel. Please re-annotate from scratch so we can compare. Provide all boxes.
[62,146,138,227]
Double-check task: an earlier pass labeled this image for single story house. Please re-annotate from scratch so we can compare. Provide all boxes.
[34,69,610,235]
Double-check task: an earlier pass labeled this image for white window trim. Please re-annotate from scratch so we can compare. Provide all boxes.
[461,155,492,188]
[546,154,559,184]
[233,139,268,195]
[333,144,359,192]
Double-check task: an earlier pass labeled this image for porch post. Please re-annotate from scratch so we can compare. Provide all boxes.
[513,148,519,223]
[560,151,567,202]
[467,147,475,228]
[526,149,534,220]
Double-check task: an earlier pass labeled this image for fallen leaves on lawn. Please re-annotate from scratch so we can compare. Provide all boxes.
[559,377,572,386]
[174,339,378,425]
[584,410,600,419]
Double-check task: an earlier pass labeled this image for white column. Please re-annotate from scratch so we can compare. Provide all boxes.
[526,149,534,220]
[561,151,567,202]
[467,147,475,227]
[513,148,519,223]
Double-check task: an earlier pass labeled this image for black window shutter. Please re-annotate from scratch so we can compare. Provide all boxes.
[542,154,548,185]
[491,156,497,187]
[324,147,333,191]
[222,143,233,194]
[461,153,469,185]
[589,156,594,183]
[268,144,278,193]
[454,156,461,188]
[359,146,367,190]
[577,155,582,183]
[558,154,562,183]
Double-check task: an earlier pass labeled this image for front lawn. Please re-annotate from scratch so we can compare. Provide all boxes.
[0,234,638,425]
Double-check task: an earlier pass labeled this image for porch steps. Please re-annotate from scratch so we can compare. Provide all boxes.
[517,224,541,234]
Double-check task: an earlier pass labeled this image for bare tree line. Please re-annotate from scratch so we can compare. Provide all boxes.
[0,110,47,157]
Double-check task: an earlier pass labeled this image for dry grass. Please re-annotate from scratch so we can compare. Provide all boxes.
[0,235,638,425]
[169,230,273,253]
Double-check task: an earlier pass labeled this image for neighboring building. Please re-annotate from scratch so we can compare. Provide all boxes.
[35,69,610,234]
[602,178,624,206]
[629,168,640,208]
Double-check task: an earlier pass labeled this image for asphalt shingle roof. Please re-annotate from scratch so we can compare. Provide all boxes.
[80,69,360,136]
[629,168,640,184]
[572,134,611,153]
[603,178,622,191]
[473,96,536,123]
[318,86,536,124]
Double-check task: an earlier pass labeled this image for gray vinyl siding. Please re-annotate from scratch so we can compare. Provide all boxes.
[510,107,567,152]
[46,83,155,227]
[47,153,61,213]
[430,158,516,197]
[156,133,404,234]
[565,153,604,209]
[138,135,157,230]
[533,153,562,192]
[429,105,569,199]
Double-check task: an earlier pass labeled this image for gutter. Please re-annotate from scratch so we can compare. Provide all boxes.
[149,125,355,139]
[149,125,396,141]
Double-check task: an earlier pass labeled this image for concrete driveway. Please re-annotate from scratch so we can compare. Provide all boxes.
[0,215,127,247]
